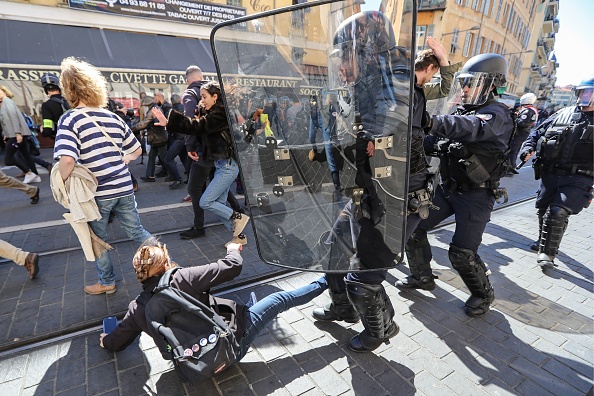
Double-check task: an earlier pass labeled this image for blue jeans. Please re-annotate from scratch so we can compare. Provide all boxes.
[165,139,187,182]
[309,114,337,173]
[237,276,328,361]
[199,158,239,230]
[146,144,168,178]
[89,195,153,286]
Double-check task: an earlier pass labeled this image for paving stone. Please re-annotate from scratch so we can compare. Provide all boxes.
[279,334,319,364]
[515,378,556,396]
[414,370,457,396]
[252,377,291,396]
[87,361,119,396]
[340,366,389,396]
[217,373,253,396]
[55,337,86,393]
[22,380,54,396]
[511,356,583,396]
[408,347,454,380]
[0,354,27,383]
[299,356,350,396]
[542,356,594,394]
[441,371,489,396]
[118,365,150,396]
[252,332,287,362]
[23,344,58,388]
[146,369,187,395]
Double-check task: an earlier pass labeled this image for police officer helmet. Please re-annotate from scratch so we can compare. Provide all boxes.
[328,11,398,89]
[575,74,594,108]
[251,96,264,111]
[520,93,536,105]
[448,53,507,106]
[41,73,61,94]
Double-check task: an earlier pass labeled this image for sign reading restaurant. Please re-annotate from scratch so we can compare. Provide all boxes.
[67,0,247,26]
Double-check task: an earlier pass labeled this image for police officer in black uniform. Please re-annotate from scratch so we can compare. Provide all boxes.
[40,73,69,139]
[396,54,515,318]
[310,11,457,353]
[508,92,538,172]
[520,75,594,270]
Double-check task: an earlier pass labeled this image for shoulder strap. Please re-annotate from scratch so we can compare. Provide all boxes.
[156,267,179,291]
[78,109,123,157]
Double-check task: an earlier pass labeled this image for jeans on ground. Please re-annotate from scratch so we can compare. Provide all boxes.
[146,144,168,178]
[199,158,239,230]
[237,276,328,361]
[165,139,187,182]
[89,194,152,286]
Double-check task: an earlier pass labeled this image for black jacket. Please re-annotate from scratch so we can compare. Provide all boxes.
[102,250,246,352]
[167,102,234,162]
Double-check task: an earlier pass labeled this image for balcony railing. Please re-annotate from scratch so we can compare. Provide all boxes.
[418,0,447,10]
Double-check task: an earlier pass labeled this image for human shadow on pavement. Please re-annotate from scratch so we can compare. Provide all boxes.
[396,284,592,395]
[237,321,416,396]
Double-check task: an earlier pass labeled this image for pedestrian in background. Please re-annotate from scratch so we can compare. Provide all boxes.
[0,85,41,184]
[54,57,153,295]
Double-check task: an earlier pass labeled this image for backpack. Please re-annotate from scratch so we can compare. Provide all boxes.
[49,96,70,113]
[21,113,41,152]
[141,268,239,383]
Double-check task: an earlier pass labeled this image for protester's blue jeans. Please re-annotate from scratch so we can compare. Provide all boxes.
[199,158,239,230]
[237,276,328,361]
[309,114,337,173]
[89,194,152,286]
[164,139,187,182]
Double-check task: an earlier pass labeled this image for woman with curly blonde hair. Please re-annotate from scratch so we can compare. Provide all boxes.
[54,57,152,295]
[0,85,41,184]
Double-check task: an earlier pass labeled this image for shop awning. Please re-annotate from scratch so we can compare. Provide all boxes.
[0,19,216,72]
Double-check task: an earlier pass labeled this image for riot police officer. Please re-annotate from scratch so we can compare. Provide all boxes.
[520,75,594,270]
[396,54,515,318]
[311,11,457,352]
[40,73,69,139]
[508,92,538,172]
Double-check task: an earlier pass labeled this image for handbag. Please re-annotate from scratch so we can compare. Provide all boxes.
[147,125,168,147]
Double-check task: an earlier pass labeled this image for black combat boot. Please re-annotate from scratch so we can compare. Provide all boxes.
[530,208,547,252]
[537,205,570,269]
[345,280,399,352]
[396,231,437,291]
[449,245,494,317]
[312,290,360,323]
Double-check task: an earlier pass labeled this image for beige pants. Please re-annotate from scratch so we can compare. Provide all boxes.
[0,169,37,197]
[0,239,28,265]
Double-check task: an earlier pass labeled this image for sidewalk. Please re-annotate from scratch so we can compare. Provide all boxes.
[0,197,591,395]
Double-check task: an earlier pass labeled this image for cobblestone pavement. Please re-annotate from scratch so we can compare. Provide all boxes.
[0,150,591,395]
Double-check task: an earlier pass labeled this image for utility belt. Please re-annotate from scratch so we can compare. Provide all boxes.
[407,176,439,219]
[540,163,594,177]
[445,180,509,203]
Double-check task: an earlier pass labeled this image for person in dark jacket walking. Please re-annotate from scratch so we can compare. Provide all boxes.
[153,81,250,246]
[100,238,328,366]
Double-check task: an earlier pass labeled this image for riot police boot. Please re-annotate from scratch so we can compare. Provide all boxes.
[464,287,495,317]
[537,205,569,271]
[397,231,436,291]
[449,245,495,317]
[345,280,399,352]
[395,274,436,291]
[312,291,360,323]
[530,208,547,252]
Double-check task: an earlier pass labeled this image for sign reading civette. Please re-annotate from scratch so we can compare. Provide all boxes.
[67,0,246,26]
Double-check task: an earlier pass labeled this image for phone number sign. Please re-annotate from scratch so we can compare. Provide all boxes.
[68,0,247,26]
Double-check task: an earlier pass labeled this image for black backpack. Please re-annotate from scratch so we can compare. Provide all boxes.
[141,268,240,383]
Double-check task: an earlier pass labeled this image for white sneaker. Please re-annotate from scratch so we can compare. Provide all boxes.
[23,173,41,184]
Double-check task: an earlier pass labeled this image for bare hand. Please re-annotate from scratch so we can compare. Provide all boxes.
[366,141,375,157]
[16,134,23,144]
[151,108,167,126]
[188,151,199,161]
[426,36,448,66]
[99,333,107,348]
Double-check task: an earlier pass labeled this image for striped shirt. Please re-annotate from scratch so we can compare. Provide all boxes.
[54,107,140,200]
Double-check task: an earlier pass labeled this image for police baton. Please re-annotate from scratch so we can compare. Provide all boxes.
[515,160,527,170]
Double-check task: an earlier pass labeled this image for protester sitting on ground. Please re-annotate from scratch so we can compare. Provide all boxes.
[0,85,41,184]
[152,81,250,246]
[0,239,39,279]
[100,238,328,370]
[54,57,153,295]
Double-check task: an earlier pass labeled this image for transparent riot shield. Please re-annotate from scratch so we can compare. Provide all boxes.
[211,0,415,272]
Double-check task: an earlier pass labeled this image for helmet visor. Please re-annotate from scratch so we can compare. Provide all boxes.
[328,45,359,90]
[447,72,495,106]
[576,87,594,107]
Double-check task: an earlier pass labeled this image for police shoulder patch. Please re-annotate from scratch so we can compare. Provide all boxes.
[476,113,493,121]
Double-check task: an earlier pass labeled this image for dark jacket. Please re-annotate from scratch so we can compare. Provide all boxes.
[167,102,234,162]
[41,94,68,138]
[102,250,246,352]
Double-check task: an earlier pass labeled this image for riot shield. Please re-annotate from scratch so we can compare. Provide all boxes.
[211,0,415,272]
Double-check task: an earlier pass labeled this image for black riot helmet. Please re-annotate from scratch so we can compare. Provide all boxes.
[41,73,61,94]
[447,53,508,106]
[328,11,400,90]
[575,74,594,108]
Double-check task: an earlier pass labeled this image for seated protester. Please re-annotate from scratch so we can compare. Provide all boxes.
[100,238,328,367]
